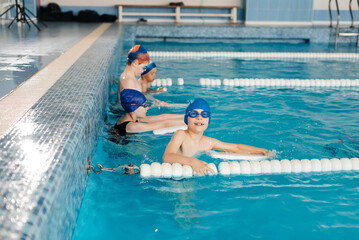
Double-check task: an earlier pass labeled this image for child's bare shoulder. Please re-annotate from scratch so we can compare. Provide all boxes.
[202,135,221,146]
[173,129,187,138]
[202,135,216,141]
[169,130,187,145]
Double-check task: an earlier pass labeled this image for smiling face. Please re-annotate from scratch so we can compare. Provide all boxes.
[142,68,157,83]
[187,109,209,134]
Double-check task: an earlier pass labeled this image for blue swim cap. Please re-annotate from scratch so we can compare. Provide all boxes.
[127,45,150,64]
[141,62,157,76]
[120,89,147,113]
[184,98,211,125]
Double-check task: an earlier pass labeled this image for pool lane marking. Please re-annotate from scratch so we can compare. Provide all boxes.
[0,23,112,138]
[199,78,359,87]
[149,51,359,59]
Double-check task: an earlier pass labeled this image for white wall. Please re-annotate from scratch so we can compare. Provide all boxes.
[40,0,242,7]
[313,0,358,10]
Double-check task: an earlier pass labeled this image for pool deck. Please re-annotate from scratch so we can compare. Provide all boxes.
[0,22,103,99]
[0,23,111,137]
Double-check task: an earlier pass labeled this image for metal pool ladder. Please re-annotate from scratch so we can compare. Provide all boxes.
[329,0,359,48]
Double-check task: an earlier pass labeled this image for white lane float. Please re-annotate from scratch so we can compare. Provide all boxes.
[199,78,359,88]
[139,158,359,178]
[148,51,359,60]
[151,78,184,86]
[153,125,187,135]
[158,103,188,109]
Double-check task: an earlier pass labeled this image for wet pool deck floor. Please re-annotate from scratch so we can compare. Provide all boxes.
[0,22,111,137]
[0,21,102,99]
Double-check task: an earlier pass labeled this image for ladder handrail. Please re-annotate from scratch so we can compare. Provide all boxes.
[329,0,333,27]
[335,0,340,48]
[331,0,359,48]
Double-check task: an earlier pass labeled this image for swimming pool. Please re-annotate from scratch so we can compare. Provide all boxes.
[72,42,359,239]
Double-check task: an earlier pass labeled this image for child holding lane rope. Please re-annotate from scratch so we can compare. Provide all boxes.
[163,98,270,176]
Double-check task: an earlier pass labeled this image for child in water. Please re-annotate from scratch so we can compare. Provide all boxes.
[118,45,150,102]
[113,89,185,136]
[140,61,170,106]
[140,62,166,93]
[118,45,181,119]
[163,98,270,176]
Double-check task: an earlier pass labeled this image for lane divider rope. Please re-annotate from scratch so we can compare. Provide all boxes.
[199,78,359,87]
[140,158,359,178]
[149,78,359,87]
[149,51,359,60]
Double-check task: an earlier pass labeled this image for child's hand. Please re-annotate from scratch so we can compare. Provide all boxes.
[157,87,167,92]
[262,149,270,156]
[257,148,271,156]
[191,158,215,176]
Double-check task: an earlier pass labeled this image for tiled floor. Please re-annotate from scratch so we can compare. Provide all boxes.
[0,21,101,99]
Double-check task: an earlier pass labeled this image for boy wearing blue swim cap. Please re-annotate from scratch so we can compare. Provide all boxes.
[114,89,186,136]
[163,98,269,176]
[140,61,171,106]
[140,62,162,92]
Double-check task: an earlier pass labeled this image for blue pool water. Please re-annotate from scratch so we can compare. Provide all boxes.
[72,43,359,239]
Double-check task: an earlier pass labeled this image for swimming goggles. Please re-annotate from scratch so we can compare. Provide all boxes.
[188,110,210,118]
[123,101,148,108]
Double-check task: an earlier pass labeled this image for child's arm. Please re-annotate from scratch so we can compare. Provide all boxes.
[126,119,185,133]
[140,114,183,122]
[163,131,215,176]
[146,87,167,94]
[146,95,171,106]
[210,138,269,155]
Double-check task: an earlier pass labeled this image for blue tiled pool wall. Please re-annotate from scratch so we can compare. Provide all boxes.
[40,1,358,24]
[246,0,314,22]
[246,0,358,23]
[0,24,122,239]
[125,24,353,43]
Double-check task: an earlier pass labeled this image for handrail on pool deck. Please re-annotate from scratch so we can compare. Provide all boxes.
[115,4,240,24]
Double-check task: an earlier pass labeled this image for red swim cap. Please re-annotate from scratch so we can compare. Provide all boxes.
[128,45,150,64]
